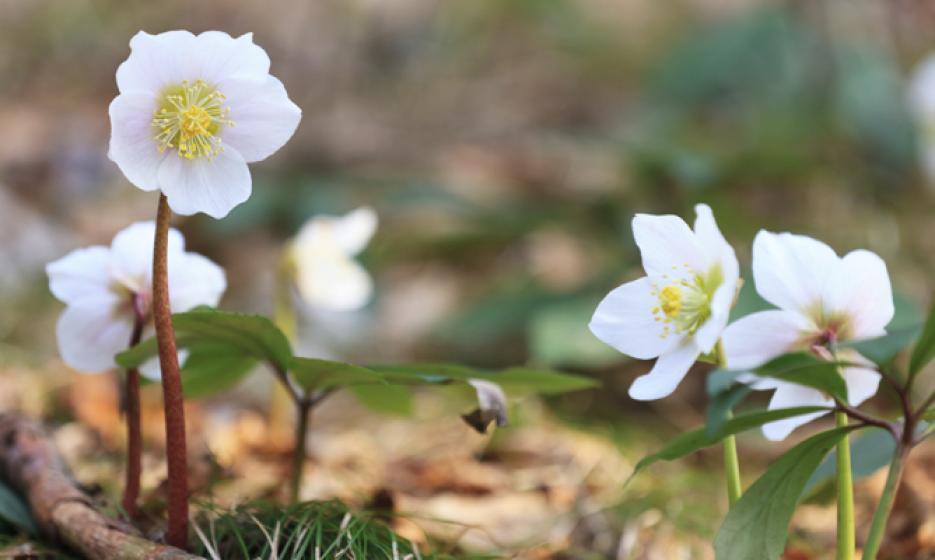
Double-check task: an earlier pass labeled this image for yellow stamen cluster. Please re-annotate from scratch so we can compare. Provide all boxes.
[152,80,232,160]
[651,264,721,339]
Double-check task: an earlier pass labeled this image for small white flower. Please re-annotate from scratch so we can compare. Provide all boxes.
[908,54,935,182]
[290,207,377,312]
[109,30,302,219]
[47,221,226,377]
[722,231,894,441]
[589,204,740,400]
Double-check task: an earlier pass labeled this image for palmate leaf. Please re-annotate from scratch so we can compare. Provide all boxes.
[750,353,848,401]
[369,363,598,394]
[290,358,384,392]
[714,427,859,560]
[803,426,897,501]
[910,299,935,377]
[631,406,831,477]
[180,342,257,399]
[117,308,292,371]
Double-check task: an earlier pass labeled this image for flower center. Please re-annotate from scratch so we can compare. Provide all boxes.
[152,80,232,160]
[651,265,723,339]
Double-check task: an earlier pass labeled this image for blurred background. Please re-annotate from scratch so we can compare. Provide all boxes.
[2,0,935,558]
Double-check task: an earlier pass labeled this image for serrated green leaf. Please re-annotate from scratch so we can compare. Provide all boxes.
[351,384,413,416]
[369,363,598,394]
[751,353,848,402]
[632,406,831,477]
[714,427,857,560]
[0,481,36,535]
[117,308,293,371]
[910,300,935,377]
[290,358,384,392]
[181,343,257,399]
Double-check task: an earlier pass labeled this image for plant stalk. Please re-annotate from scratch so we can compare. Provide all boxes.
[716,341,742,507]
[835,411,855,560]
[153,193,189,549]
[289,397,312,503]
[121,294,146,518]
[862,447,907,560]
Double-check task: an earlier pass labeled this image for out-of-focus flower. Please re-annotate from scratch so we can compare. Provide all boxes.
[289,207,377,312]
[908,55,935,182]
[108,30,302,219]
[47,222,226,377]
[461,379,508,434]
[722,231,893,441]
[589,204,740,400]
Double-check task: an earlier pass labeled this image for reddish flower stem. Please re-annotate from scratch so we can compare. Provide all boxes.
[121,294,146,518]
[153,194,188,549]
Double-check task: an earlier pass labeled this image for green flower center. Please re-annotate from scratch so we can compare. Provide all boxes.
[152,80,232,160]
[651,264,723,339]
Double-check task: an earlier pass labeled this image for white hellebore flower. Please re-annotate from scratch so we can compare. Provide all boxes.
[908,54,935,182]
[109,30,302,219]
[589,204,740,400]
[290,207,377,312]
[47,222,226,378]
[722,231,894,441]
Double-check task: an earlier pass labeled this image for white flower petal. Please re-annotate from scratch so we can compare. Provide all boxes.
[46,246,117,306]
[761,382,832,441]
[842,367,881,407]
[632,213,706,277]
[589,277,680,360]
[108,92,165,191]
[139,350,190,381]
[908,54,935,117]
[191,32,271,85]
[56,304,133,373]
[116,30,198,94]
[722,310,814,370]
[752,230,838,313]
[333,207,378,256]
[296,254,373,311]
[468,379,508,427]
[109,221,184,291]
[628,340,700,400]
[218,76,301,163]
[823,249,894,339]
[168,253,227,312]
[157,147,252,219]
[693,204,739,278]
[694,280,735,354]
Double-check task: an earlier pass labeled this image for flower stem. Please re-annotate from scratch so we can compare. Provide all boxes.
[289,398,311,503]
[862,447,906,560]
[122,294,146,518]
[835,411,855,560]
[153,193,189,549]
[716,341,742,507]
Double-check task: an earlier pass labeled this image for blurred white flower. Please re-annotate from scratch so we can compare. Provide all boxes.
[108,30,302,219]
[589,204,740,400]
[722,231,893,441]
[290,207,377,312]
[46,222,226,377]
[908,55,935,182]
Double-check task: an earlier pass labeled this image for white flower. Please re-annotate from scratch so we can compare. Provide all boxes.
[290,207,377,312]
[589,204,740,400]
[908,54,935,182]
[47,221,226,378]
[722,231,894,441]
[108,30,302,219]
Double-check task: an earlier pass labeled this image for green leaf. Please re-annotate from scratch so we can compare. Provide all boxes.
[351,384,414,416]
[714,427,856,560]
[752,353,848,401]
[290,358,384,392]
[632,406,831,476]
[181,343,257,399]
[706,382,751,437]
[843,325,919,366]
[117,308,293,371]
[706,368,744,397]
[803,427,894,500]
[0,481,36,535]
[369,363,598,394]
[910,299,935,377]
